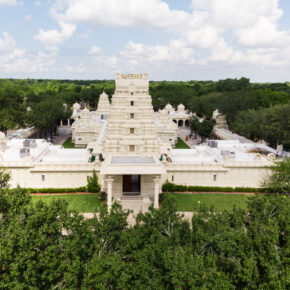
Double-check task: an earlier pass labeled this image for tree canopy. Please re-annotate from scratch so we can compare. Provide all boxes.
[0,188,289,288]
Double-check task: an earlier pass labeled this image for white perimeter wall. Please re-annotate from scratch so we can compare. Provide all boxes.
[4,162,271,190]
[165,163,271,188]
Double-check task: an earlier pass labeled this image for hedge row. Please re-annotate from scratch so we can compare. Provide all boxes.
[24,187,87,194]
[162,182,278,193]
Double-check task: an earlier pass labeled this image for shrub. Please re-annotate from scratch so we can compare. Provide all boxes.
[24,187,86,194]
[162,181,175,192]
[87,170,101,193]
[0,167,11,188]
[174,184,188,192]
[162,182,269,193]
[99,191,107,202]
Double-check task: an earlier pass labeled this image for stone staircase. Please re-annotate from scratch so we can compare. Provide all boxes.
[119,196,152,212]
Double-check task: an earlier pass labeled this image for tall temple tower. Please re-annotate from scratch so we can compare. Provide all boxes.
[103,73,161,157]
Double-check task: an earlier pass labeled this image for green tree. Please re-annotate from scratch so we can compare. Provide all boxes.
[27,98,71,141]
[0,167,10,188]
[87,170,101,193]
[190,117,200,138]
[264,157,290,196]
[197,119,216,142]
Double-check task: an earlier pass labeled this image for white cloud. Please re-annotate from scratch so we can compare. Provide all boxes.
[235,17,290,47]
[88,45,101,55]
[0,0,17,5]
[35,21,76,52]
[191,0,283,28]
[0,32,16,52]
[50,0,189,32]
[120,40,194,64]
[0,32,57,74]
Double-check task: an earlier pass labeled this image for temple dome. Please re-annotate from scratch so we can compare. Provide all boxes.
[177,104,185,111]
[82,107,90,113]
[165,103,173,111]
[73,102,81,110]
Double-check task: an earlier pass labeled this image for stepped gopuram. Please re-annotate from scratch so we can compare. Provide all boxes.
[96,73,170,210]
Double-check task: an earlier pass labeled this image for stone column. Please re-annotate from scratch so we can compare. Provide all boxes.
[106,178,114,211]
[182,119,185,127]
[67,119,70,127]
[60,120,63,127]
[153,178,160,208]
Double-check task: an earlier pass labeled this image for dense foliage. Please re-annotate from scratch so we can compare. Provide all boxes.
[263,157,290,196]
[0,78,289,148]
[0,189,289,288]
[87,170,101,193]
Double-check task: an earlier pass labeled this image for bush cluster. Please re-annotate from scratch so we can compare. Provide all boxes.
[87,170,101,193]
[24,187,87,194]
[162,181,275,193]
[98,191,107,202]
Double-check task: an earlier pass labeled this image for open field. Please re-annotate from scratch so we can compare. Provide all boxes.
[174,137,191,149]
[31,194,101,213]
[168,193,249,211]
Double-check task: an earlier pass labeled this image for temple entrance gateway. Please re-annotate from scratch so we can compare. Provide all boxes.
[122,175,141,196]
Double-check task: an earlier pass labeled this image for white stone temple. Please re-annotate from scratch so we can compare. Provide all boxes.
[0,73,282,211]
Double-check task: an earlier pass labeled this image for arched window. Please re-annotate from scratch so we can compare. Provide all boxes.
[178,120,183,127]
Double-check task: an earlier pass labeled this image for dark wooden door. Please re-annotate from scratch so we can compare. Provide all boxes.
[123,175,141,195]
[123,175,132,193]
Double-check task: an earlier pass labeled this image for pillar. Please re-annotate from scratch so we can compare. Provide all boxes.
[67,119,70,127]
[106,178,114,211]
[153,178,160,208]
[182,120,185,127]
[60,120,63,127]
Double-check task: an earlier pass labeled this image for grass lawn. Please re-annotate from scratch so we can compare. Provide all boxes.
[62,137,80,149]
[31,194,101,213]
[168,193,249,211]
[174,137,191,149]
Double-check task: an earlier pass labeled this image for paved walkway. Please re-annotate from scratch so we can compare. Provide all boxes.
[177,127,202,148]
[53,126,72,145]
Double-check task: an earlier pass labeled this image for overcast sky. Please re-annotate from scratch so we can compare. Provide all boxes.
[0,0,290,82]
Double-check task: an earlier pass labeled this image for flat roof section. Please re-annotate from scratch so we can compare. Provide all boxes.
[111,156,155,164]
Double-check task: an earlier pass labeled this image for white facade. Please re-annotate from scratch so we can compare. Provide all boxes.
[0,73,279,210]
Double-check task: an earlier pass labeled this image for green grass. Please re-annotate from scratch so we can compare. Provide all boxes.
[31,194,101,213]
[174,137,191,149]
[62,137,79,148]
[168,193,249,211]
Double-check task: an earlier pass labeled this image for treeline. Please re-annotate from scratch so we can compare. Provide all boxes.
[0,189,289,288]
[0,77,289,148]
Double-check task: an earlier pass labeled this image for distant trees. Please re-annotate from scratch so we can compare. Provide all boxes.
[232,103,290,149]
[27,98,71,141]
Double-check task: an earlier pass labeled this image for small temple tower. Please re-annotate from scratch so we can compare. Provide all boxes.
[96,91,111,119]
